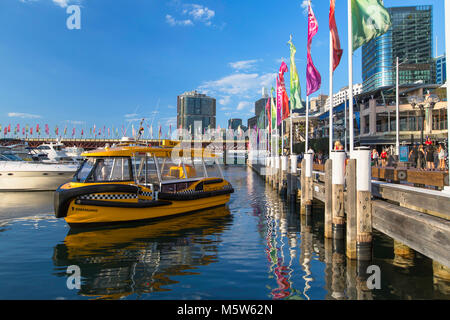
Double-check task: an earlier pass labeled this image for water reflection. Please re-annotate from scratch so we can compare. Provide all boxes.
[52,207,232,299]
[0,192,54,220]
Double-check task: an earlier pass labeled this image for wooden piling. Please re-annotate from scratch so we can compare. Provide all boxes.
[355,147,373,262]
[332,184,345,240]
[346,159,357,260]
[300,159,307,215]
[356,190,372,261]
[324,159,333,239]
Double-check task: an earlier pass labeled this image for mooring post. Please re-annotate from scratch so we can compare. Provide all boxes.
[274,156,280,190]
[393,240,415,269]
[331,150,346,241]
[300,158,306,214]
[289,155,298,202]
[280,156,288,197]
[433,261,450,295]
[266,157,271,184]
[355,147,372,262]
[302,152,313,215]
[324,159,333,239]
[345,159,357,260]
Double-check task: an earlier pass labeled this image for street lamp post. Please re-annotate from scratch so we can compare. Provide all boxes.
[408,93,440,145]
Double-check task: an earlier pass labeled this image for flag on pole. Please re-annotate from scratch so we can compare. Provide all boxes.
[266,97,271,132]
[287,36,303,111]
[306,2,321,96]
[279,61,290,120]
[330,0,343,71]
[276,76,282,126]
[351,0,391,51]
[270,87,277,131]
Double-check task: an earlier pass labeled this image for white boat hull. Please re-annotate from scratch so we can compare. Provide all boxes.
[0,162,78,191]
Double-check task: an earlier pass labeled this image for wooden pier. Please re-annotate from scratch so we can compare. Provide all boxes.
[248,155,450,275]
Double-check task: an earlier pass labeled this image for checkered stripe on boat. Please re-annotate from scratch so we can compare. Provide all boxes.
[138,190,153,197]
[79,193,138,200]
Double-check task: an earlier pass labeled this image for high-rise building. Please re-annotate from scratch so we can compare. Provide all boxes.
[177,90,216,133]
[228,118,242,130]
[254,97,270,118]
[436,55,447,85]
[362,6,434,93]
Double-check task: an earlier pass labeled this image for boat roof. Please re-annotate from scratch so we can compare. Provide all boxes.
[81,145,217,158]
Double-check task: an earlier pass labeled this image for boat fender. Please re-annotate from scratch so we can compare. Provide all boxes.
[54,183,139,218]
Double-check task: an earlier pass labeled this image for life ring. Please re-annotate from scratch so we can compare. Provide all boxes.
[397,170,407,180]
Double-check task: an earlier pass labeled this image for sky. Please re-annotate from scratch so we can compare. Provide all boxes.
[0,0,446,138]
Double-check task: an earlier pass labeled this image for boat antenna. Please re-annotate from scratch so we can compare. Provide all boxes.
[136,118,145,142]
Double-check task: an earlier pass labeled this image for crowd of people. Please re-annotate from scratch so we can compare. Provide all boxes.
[295,137,448,172]
[371,137,448,171]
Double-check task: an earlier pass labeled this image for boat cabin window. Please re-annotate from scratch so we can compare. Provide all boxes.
[37,146,51,150]
[133,153,159,185]
[74,157,133,182]
[74,158,96,182]
[181,158,207,179]
[205,159,224,179]
[157,157,187,181]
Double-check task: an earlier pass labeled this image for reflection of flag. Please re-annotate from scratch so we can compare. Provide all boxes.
[306,3,321,96]
[329,0,343,71]
[352,0,391,51]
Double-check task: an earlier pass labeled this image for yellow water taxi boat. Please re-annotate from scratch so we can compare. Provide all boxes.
[54,139,233,227]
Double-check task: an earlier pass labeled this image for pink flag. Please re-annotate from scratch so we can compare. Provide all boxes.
[278,61,290,120]
[306,3,321,96]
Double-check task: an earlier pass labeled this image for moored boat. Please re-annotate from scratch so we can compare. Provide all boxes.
[54,140,234,227]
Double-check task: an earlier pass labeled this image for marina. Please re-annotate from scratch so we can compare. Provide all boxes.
[1,0,450,304]
[0,166,448,299]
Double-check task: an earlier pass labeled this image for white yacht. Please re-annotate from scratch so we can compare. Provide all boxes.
[64,146,85,162]
[0,152,78,191]
[30,141,76,163]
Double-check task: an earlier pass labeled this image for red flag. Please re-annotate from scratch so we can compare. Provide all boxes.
[329,0,343,71]
[279,62,290,120]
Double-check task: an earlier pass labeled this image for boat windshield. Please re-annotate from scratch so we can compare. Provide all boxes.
[73,157,133,182]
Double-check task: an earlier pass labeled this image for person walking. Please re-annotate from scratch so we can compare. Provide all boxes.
[380,148,388,167]
[425,144,435,171]
[438,144,445,171]
[417,145,425,170]
[372,148,379,167]
[409,145,418,168]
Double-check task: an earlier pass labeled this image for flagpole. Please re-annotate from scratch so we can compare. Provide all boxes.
[305,95,309,153]
[281,120,284,155]
[329,29,334,154]
[446,0,450,167]
[348,0,354,155]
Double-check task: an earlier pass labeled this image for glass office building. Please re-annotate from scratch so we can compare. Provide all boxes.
[362,6,434,93]
[436,55,447,85]
[177,90,216,133]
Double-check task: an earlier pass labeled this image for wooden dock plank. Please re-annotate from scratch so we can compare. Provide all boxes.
[372,200,450,268]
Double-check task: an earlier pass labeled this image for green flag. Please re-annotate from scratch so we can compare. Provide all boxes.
[287,36,303,111]
[352,0,391,51]
[270,88,277,131]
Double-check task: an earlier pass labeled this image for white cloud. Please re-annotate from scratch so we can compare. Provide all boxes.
[19,0,81,8]
[125,113,139,118]
[167,3,216,28]
[237,101,251,111]
[300,0,311,16]
[8,112,42,119]
[218,96,231,105]
[187,4,215,22]
[198,72,277,96]
[64,120,85,125]
[229,59,260,71]
[166,14,194,27]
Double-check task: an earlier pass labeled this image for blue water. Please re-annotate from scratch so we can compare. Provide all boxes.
[0,166,448,299]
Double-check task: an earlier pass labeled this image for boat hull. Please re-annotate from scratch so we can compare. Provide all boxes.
[64,194,231,227]
[0,171,76,191]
